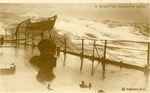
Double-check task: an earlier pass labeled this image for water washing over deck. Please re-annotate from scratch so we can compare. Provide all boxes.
[0,45,149,93]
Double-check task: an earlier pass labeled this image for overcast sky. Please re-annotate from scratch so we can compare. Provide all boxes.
[0,3,149,23]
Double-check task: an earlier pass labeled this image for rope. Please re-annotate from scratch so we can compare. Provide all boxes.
[107,52,147,60]
[94,45,101,59]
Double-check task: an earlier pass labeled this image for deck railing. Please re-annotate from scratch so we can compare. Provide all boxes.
[3,28,150,76]
[53,37,149,66]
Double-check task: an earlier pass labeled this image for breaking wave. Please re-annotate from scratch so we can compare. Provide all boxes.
[0,12,149,66]
[54,18,149,66]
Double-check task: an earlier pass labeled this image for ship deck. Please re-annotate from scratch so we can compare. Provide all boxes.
[0,46,149,93]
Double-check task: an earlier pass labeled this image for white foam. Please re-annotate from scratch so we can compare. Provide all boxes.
[0,22,7,35]
[55,18,148,66]
[55,19,148,41]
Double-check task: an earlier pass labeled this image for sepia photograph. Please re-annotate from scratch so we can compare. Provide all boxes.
[0,0,149,93]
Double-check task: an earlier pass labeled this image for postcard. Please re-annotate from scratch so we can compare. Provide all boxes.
[0,0,149,93]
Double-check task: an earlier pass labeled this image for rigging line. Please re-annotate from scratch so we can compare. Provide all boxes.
[93,62,101,73]
[47,31,52,40]
[67,45,78,53]
[96,44,147,52]
[106,45,147,52]
[51,34,65,47]
[26,30,32,38]
[67,47,78,53]
[107,53,147,60]
[17,32,42,41]
[94,45,101,59]
[25,36,41,44]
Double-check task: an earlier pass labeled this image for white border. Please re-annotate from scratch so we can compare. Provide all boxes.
[0,0,149,3]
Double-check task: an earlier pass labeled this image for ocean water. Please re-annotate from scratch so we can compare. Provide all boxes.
[0,4,150,92]
[0,3,149,67]
[52,18,149,66]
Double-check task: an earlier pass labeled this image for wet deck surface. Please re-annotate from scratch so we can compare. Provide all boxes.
[0,46,149,93]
